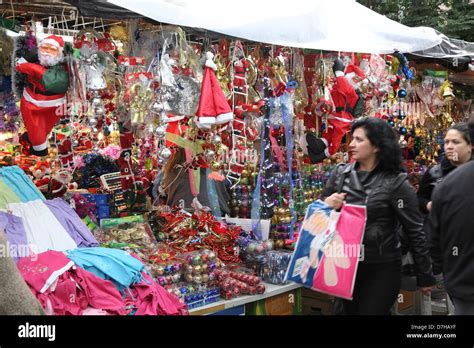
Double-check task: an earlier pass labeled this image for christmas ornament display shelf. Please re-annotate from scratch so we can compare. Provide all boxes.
[189,281,301,315]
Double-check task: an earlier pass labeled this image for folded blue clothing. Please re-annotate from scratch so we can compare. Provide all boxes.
[0,166,44,202]
[67,247,144,292]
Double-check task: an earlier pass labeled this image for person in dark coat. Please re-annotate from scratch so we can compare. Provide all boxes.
[0,230,44,315]
[418,122,473,217]
[416,123,472,298]
[429,118,474,315]
[323,117,435,315]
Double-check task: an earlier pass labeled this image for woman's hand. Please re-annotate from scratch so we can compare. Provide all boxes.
[426,201,432,212]
[324,193,347,210]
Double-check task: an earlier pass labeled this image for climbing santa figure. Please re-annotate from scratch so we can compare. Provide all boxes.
[16,35,69,156]
[302,57,366,163]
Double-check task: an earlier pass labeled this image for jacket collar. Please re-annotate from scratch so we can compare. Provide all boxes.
[342,162,366,193]
[344,161,383,193]
[343,162,357,174]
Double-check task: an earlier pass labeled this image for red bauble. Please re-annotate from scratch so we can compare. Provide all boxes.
[223,290,233,300]
[270,128,280,138]
[212,221,228,234]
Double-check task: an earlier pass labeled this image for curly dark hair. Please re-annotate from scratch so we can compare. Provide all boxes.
[351,117,404,174]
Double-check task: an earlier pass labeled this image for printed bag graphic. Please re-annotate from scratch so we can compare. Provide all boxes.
[285,200,366,299]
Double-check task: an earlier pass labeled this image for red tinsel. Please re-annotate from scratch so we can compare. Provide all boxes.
[159,208,242,264]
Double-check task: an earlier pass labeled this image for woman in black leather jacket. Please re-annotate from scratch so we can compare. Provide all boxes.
[418,123,473,216]
[322,117,435,315]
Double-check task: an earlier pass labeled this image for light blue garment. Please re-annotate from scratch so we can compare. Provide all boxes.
[0,166,44,202]
[67,247,144,292]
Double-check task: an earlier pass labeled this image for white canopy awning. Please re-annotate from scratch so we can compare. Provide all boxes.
[108,0,442,54]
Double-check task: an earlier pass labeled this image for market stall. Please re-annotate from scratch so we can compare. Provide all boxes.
[0,0,473,316]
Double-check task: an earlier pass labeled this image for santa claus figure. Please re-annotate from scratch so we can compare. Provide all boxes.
[16,35,69,156]
[233,57,249,93]
[303,58,365,163]
[50,170,77,198]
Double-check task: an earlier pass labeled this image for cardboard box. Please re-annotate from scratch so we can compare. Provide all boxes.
[301,288,335,315]
[396,290,414,312]
[245,289,302,315]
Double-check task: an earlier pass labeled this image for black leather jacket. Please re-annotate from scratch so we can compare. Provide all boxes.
[417,156,456,214]
[322,163,435,287]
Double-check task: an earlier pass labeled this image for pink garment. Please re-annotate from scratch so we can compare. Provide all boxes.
[72,267,128,315]
[83,307,109,315]
[18,250,128,315]
[127,254,188,315]
[17,250,74,293]
[129,272,188,316]
[40,273,87,315]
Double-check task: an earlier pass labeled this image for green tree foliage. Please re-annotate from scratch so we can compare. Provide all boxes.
[358,0,474,42]
[443,1,474,41]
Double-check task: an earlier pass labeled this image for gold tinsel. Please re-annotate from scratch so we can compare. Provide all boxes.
[109,25,128,43]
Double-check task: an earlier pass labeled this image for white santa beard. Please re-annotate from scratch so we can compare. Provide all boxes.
[39,52,63,67]
[359,60,370,74]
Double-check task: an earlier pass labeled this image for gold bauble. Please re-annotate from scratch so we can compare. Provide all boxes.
[211,161,221,171]
[274,239,285,249]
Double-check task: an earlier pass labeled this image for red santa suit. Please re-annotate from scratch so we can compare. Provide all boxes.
[16,35,69,156]
[304,60,364,163]
[321,69,360,156]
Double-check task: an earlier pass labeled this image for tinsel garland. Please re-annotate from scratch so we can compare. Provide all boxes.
[158,209,243,264]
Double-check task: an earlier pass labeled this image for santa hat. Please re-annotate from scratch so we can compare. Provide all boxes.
[195,52,233,129]
[41,35,65,49]
[345,64,366,79]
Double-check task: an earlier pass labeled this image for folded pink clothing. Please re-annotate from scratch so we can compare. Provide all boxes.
[72,267,128,316]
[18,250,128,315]
[130,272,188,316]
[42,273,88,315]
[17,250,74,294]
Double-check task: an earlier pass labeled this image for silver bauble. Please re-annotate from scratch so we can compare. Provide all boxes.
[95,105,106,116]
[91,97,102,106]
[151,102,164,113]
[212,134,222,144]
[158,148,172,161]
[89,118,98,127]
[204,149,215,161]
[154,125,167,139]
